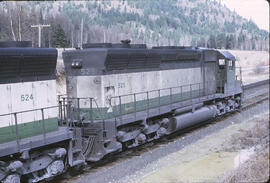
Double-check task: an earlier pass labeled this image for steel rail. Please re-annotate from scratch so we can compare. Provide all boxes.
[243,79,269,90]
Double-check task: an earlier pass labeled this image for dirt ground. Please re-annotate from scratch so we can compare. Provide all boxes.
[56,48,69,95]
[124,106,269,183]
[220,143,269,183]
[231,50,269,85]
[230,50,269,68]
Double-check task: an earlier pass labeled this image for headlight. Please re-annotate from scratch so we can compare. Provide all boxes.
[71,61,82,69]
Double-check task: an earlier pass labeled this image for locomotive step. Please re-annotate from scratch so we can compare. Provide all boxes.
[72,148,82,154]
[71,160,85,167]
[104,139,111,143]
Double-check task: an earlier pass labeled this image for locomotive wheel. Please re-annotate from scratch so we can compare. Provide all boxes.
[3,174,20,183]
[47,160,65,175]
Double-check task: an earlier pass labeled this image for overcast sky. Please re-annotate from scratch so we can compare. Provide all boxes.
[221,0,269,32]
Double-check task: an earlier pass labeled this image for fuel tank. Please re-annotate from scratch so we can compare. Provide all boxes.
[167,105,217,133]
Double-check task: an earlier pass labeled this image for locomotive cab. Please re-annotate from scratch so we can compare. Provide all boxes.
[216,50,241,95]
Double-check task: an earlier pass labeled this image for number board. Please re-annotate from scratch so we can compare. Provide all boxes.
[21,94,34,102]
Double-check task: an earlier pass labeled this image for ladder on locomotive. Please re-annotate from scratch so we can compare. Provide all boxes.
[58,96,85,167]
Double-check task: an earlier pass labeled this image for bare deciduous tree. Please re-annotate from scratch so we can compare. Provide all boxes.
[17,3,22,41]
[7,2,16,41]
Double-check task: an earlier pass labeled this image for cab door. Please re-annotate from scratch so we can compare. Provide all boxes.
[204,62,217,94]
[216,58,226,93]
[225,60,235,94]
[203,50,217,95]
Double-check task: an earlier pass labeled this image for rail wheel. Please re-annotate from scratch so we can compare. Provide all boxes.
[3,174,20,183]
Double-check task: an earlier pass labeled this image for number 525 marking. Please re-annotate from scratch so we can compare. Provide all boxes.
[21,94,33,102]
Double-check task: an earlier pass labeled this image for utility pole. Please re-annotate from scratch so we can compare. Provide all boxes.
[31,24,50,47]
[80,18,84,48]
[71,29,74,48]
[103,29,106,43]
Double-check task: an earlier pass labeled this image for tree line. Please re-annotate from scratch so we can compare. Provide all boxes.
[0,1,268,51]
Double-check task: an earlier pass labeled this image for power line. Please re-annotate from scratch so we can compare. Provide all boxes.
[31,24,50,47]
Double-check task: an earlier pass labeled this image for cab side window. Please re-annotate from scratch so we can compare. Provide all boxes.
[218,59,225,69]
[228,60,234,70]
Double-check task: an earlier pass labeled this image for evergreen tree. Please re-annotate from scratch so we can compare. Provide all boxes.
[39,9,44,24]
[251,35,256,50]
[197,37,205,47]
[208,34,216,48]
[225,34,235,49]
[0,1,268,51]
[237,32,246,49]
[52,24,69,48]
[216,33,226,49]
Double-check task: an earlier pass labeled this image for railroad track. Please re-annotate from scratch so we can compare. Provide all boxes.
[55,80,269,183]
[242,79,269,108]
[243,79,269,90]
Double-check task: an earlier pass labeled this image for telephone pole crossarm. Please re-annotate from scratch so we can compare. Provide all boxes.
[31,24,51,47]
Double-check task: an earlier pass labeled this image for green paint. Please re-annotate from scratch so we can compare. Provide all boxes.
[79,89,205,120]
[0,117,58,144]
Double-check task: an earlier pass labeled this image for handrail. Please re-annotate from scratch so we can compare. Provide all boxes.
[107,79,227,120]
[58,78,244,122]
[0,105,59,117]
[59,96,107,136]
[109,82,203,99]
[110,80,225,100]
[0,105,61,150]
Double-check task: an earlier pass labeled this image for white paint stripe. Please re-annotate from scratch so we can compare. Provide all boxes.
[0,80,57,128]
[72,68,203,108]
